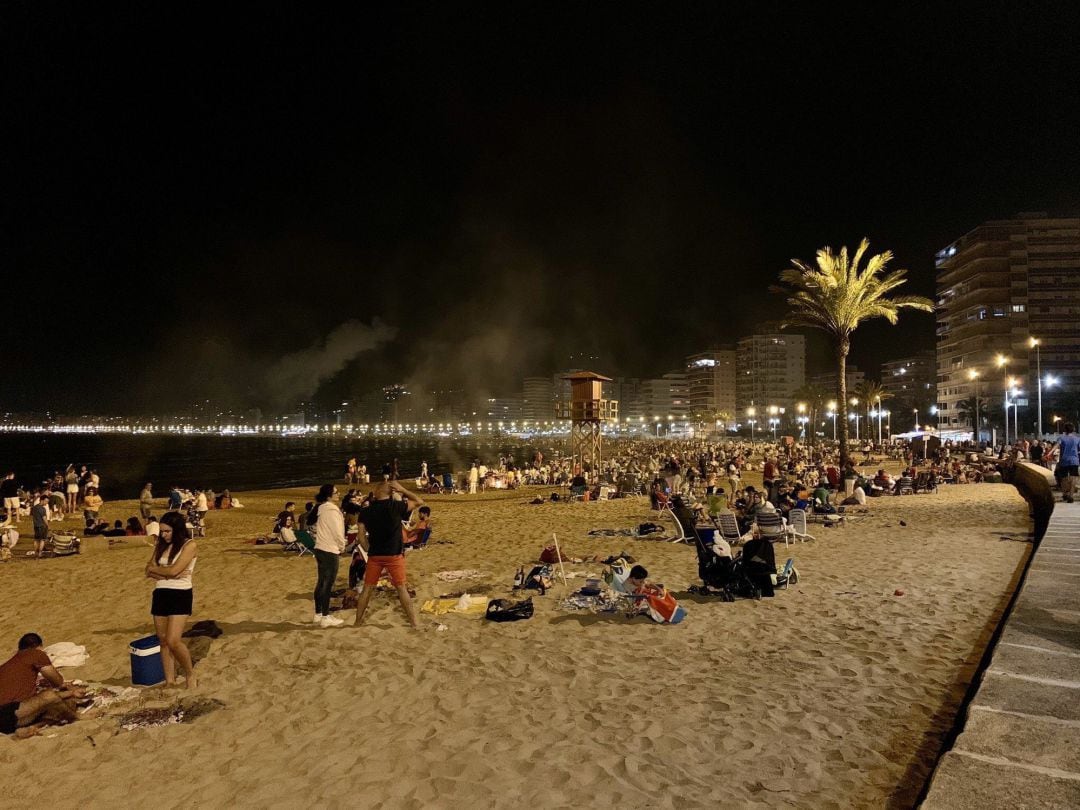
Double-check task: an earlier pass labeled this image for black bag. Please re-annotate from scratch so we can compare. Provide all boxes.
[485,598,534,622]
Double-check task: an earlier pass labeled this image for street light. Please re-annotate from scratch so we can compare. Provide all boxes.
[849,411,860,441]
[746,407,756,441]
[913,407,919,432]
[997,354,1010,444]
[968,368,981,444]
[1030,337,1043,437]
[826,401,837,441]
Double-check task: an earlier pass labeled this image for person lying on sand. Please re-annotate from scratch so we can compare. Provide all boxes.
[0,633,87,739]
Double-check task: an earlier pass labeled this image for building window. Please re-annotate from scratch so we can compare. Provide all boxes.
[1011,304,1026,312]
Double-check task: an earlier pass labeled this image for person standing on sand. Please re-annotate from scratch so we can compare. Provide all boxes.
[310,484,346,627]
[353,480,421,628]
[139,483,154,521]
[145,511,199,688]
[468,463,479,494]
[1,472,19,526]
[1057,423,1079,504]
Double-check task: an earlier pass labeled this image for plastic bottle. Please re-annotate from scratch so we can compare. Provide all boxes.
[513,566,524,588]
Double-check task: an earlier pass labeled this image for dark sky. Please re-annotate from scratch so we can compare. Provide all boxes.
[4,3,1079,414]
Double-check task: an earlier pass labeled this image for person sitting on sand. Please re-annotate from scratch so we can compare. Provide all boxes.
[738,534,776,598]
[126,516,145,536]
[625,565,687,624]
[103,520,127,537]
[0,633,87,739]
[275,502,297,532]
[403,505,431,547]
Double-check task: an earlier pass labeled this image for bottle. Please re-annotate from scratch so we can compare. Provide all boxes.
[513,566,524,589]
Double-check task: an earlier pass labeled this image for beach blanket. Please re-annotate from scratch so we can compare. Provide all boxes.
[85,685,141,711]
[43,642,89,668]
[117,698,224,731]
[435,569,486,582]
[557,592,631,614]
[420,595,489,615]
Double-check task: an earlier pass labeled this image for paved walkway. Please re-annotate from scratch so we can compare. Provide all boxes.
[922,497,1080,808]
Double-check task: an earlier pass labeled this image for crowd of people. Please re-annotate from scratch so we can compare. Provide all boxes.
[5,427,1077,740]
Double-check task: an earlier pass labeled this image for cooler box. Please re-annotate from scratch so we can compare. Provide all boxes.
[129,635,166,686]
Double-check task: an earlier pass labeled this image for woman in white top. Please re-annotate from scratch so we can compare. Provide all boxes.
[145,511,198,688]
[311,484,346,627]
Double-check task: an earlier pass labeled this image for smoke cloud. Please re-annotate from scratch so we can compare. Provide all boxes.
[263,319,396,410]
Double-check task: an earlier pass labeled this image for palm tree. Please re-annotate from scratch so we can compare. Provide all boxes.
[775,239,933,469]
[854,380,893,442]
[955,396,988,429]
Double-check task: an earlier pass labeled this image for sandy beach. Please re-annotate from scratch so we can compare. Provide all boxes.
[0,477,1031,808]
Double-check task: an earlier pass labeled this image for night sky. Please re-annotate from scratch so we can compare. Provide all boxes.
[5,4,1079,414]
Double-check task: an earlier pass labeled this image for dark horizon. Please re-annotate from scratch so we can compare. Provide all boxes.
[5,4,1079,414]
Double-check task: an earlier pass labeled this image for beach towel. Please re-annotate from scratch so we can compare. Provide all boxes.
[435,569,486,582]
[43,642,89,668]
[420,595,489,615]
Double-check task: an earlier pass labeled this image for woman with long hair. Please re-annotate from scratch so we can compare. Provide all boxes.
[144,511,198,688]
[310,483,346,627]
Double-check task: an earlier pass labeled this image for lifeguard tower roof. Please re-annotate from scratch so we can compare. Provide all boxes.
[562,371,612,382]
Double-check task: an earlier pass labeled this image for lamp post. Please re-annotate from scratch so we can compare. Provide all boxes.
[1030,337,1043,437]
[747,407,756,441]
[827,400,837,441]
[913,407,919,433]
[850,398,860,441]
[875,396,882,444]
[968,368,980,444]
[850,411,860,441]
[996,354,1010,444]
[885,409,891,439]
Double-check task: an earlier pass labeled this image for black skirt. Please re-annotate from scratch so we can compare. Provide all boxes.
[151,588,193,617]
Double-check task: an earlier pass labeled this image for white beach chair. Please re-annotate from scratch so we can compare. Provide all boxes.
[715,511,744,545]
[785,509,816,543]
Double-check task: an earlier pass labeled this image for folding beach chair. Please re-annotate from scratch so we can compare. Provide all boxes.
[666,508,693,543]
[49,534,80,557]
[775,558,798,589]
[294,529,316,558]
[785,509,816,543]
[754,510,788,547]
[897,476,915,496]
[716,511,744,545]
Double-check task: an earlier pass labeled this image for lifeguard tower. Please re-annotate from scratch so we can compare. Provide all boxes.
[556,371,618,477]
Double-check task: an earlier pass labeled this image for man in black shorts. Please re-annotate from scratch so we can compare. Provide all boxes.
[0,633,85,738]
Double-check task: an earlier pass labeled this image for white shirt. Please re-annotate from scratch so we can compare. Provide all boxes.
[195,492,208,511]
[145,520,160,538]
[313,501,346,554]
[155,543,196,590]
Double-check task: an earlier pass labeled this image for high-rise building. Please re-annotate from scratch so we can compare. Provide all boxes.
[935,215,1080,433]
[640,373,689,420]
[685,348,737,422]
[881,352,936,405]
[735,334,806,415]
[521,377,554,423]
[809,366,865,397]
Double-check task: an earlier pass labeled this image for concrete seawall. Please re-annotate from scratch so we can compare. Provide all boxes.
[922,464,1080,808]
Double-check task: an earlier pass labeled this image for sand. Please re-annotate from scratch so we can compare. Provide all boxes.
[0,475,1031,809]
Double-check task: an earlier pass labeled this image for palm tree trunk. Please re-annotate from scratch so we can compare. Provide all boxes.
[837,337,850,469]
